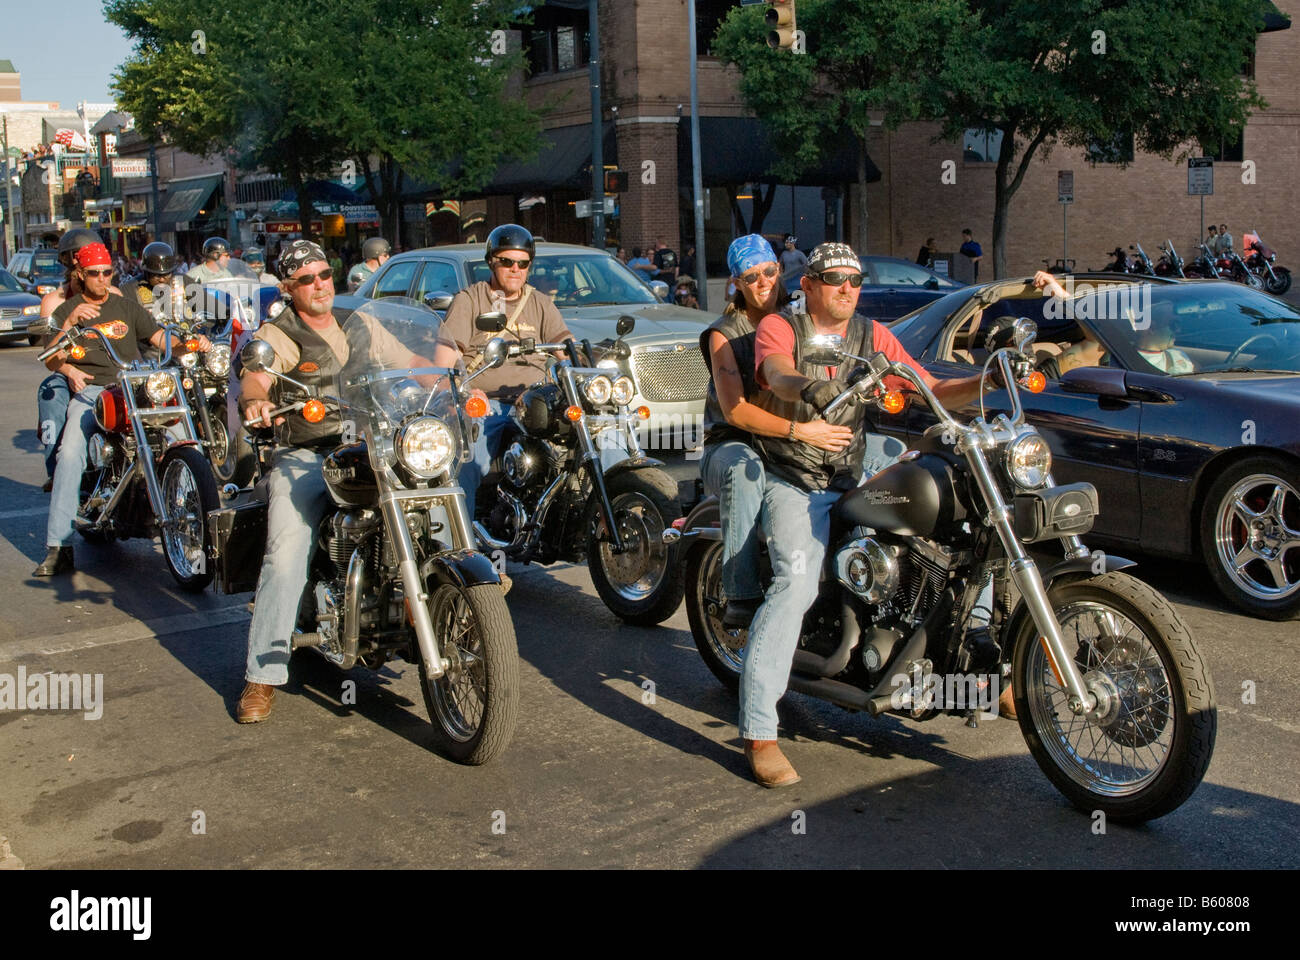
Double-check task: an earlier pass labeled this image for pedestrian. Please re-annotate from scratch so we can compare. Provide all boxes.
[1217,223,1233,256]
[680,244,697,280]
[916,236,938,268]
[652,237,679,284]
[615,247,628,264]
[627,246,655,282]
[959,228,983,281]
[672,274,700,309]
[778,235,808,294]
[1205,224,1219,255]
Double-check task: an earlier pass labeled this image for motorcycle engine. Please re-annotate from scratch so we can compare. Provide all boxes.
[501,439,550,491]
[323,509,382,581]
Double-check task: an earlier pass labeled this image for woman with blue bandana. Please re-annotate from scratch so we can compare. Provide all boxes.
[698,235,854,628]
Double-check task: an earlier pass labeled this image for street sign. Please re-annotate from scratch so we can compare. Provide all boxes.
[1057,170,1073,204]
[110,158,150,179]
[574,197,615,219]
[1188,158,1214,196]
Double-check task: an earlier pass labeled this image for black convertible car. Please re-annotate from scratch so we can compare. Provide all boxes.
[879,274,1300,620]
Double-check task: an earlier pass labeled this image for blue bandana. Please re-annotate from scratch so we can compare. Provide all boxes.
[727,234,774,278]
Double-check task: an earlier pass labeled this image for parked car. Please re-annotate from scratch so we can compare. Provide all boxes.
[877,274,1300,619]
[6,247,64,297]
[858,255,965,322]
[0,268,44,346]
[339,243,715,449]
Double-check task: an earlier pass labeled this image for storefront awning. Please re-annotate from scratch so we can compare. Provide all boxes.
[479,123,617,194]
[678,116,881,187]
[1260,1,1291,31]
[158,175,222,233]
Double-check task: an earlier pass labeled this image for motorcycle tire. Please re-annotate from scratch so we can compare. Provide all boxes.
[1265,267,1292,295]
[209,412,255,488]
[1011,571,1215,824]
[1234,267,1264,290]
[685,540,744,692]
[585,468,685,626]
[418,582,519,765]
[159,445,219,592]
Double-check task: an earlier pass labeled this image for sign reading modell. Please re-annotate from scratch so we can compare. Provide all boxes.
[110,158,151,179]
[1188,158,1214,196]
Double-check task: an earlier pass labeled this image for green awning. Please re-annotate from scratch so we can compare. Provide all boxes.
[159,175,222,232]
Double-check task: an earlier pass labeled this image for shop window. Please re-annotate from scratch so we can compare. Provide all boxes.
[963,128,1003,164]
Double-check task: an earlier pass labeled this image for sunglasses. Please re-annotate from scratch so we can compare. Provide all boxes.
[494,256,531,270]
[82,268,114,278]
[290,266,334,288]
[740,264,779,285]
[815,271,864,288]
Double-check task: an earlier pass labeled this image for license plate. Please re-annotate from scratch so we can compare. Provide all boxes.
[0,320,12,331]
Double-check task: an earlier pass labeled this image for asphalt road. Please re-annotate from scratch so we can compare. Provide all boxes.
[0,342,1296,870]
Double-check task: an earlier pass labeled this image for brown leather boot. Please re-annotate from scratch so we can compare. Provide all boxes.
[237,682,276,723]
[744,739,801,788]
[998,683,1017,720]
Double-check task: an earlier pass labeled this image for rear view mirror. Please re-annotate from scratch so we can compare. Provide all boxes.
[650,281,669,301]
[480,337,509,370]
[475,311,507,332]
[424,291,454,312]
[1060,366,1128,398]
[803,334,844,366]
[616,315,636,337]
[240,338,276,373]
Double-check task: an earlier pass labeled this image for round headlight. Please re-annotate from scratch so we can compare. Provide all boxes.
[584,375,613,406]
[396,417,456,478]
[1006,432,1052,489]
[205,343,231,378]
[180,350,198,368]
[145,372,176,404]
[610,376,635,406]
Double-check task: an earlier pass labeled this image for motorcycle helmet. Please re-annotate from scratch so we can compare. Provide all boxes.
[361,236,391,261]
[485,224,535,262]
[202,236,230,261]
[141,241,177,278]
[57,228,103,269]
[243,247,265,266]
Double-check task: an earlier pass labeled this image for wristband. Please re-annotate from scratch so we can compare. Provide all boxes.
[788,420,797,441]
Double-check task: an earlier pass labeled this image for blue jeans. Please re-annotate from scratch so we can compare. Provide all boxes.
[38,373,72,479]
[46,385,105,548]
[457,400,512,520]
[740,476,840,741]
[244,447,332,686]
[861,432,907,482]
[700,440,765,602]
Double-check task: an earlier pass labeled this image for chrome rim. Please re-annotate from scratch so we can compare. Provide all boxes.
[1214,474,1300,601]
[1025,601,1175,797]
[161,459,206,577]
[696,543,746,675]
[427,585,486,743]
[209,415,231,468]
[596,491,668,602]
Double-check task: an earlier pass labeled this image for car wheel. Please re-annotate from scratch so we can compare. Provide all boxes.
[1199,456,1300,620]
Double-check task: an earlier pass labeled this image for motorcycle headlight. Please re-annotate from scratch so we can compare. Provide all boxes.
[611,376,635,406]
[396,416,456,478]
[1006,432,1052,489]
[204,343,231,378]
[180,350,198,369]
[584,375,613,406]
[145,372,177,404]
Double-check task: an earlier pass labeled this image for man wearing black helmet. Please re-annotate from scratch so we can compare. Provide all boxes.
[441,223,572,520]
[347,236,391,292]
[187,237,233,284]
[119,241,177,315]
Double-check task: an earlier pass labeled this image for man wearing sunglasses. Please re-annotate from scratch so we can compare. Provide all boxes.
[35,243,210,578]
[737,242,994,788]
[441,223,572,521]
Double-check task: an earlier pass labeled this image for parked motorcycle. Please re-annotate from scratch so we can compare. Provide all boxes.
[1128,243,1157,276]
[1153,239,1186,278]
[671,318,1216,822]
[1101,247,1131,273]
[1221,250,1264,290]
[1244,231,1291,295]
[471,312,685,626]
[1184,243,1224,279]
[37,323,219,591]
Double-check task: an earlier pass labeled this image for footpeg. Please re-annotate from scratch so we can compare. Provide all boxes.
[292,632,323,650]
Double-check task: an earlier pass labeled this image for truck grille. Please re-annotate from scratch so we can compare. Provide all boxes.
[0,308,22,320]
[632,345,709,403]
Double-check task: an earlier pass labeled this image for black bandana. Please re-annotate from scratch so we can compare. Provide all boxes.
[276,240,328,280]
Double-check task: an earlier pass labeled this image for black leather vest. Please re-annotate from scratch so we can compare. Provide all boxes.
[267,306,349,448]
[700,308,760,446]
[753,307,874,493]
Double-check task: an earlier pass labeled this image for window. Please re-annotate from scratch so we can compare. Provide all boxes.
[963,128,1003,163]
[696,0,733,53]
[414,260,461,301]
[873,260,938,287]
[524,5,590,77]
[372,260,419,299]
[1201,129,1244,163]
[1086,130,1135,164]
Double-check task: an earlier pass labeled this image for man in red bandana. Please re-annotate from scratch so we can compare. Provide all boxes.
[35,243,209,577]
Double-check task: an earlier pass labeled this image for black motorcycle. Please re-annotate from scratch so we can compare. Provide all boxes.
[1101,247,1131,273]
[471,313,685,626]
[208,301,520,764]
[1153,239,1186,278]
[672,318,1216,823]
[1128,242,1157,277]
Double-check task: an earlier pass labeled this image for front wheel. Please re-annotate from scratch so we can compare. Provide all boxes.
[1265,266,1292,295]
[1012,572,1216,823]
[586,468,685,626]
[159,446,218,591]
[417,582,519,765]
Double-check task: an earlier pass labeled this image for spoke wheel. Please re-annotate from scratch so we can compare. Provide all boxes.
[685,541,747,691]
[586,469,685,626]
[208,410,255,488]
[160,446,217,591]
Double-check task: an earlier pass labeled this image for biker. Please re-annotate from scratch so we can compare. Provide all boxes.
[36,229,120,493]
[347,236,391,291]
[741,242,994,787]
[34,242,210,577]
[700,235,851,630]
[187,237,234,284]
[119,241,178,314]
[441,224,572,522]
[235,239,431,723]
[243,248,278,285]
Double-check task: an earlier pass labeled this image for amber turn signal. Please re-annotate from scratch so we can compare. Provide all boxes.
[185,338,201,352]
[1021,371,1047,393]
[564,404,583,422]
[70,344,87,360]
[635,405,651,420]
[302,399,328,423]
[465,395,488,418]
[880,390,905,414]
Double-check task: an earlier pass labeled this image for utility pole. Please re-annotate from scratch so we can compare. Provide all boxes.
[688,0,707,309]
[149,141,161,240]
[588,0,605,251]
[1,112,14,263]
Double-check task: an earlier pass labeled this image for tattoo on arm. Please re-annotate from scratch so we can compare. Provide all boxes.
[719,365,739,376]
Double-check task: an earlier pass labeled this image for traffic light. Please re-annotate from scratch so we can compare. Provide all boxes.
[765,0,797,50]
[604,169,629,193]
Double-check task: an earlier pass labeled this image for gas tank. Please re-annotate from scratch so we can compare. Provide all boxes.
[322,440,377,508]
[94,384,129,435]
[835,453,966,539]
[514,382,570,441]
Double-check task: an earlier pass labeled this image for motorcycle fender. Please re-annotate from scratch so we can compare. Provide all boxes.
[421,549,501,590]
[603,456,667,481]
[1000,553,1136,655]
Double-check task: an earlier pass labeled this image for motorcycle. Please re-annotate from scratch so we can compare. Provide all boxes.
[207,300,519,764]
[1128,242,1157,277]
[1220,249,1264,290]
[1183,243,1223,279]
[1153,239,1186,278]
[37,322,220,591]
[1101,247,1131,273]
[470,312,685,626]
[1244,231,1291,295]
[671,318,1216,822]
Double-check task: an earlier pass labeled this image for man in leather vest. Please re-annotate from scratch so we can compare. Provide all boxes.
[740,242,995,788]
[234,239,427,723]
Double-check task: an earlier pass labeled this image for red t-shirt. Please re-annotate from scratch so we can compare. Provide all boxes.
[753,314,938,395]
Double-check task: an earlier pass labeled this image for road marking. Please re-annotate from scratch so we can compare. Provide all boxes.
[0,507,48,521]
[0,604,251,662]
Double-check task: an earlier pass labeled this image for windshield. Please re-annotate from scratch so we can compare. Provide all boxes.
[32,251,62,276]
[468,253,659,307]
[192,260,275,333]
[0,269,22,293]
